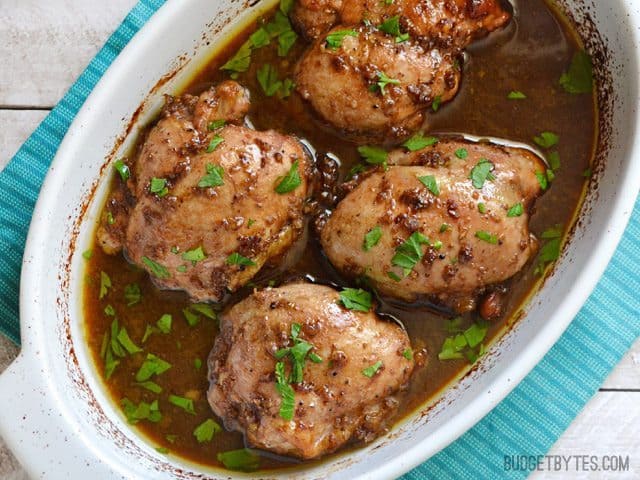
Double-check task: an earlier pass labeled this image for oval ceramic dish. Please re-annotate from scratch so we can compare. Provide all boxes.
[0,0,639,478]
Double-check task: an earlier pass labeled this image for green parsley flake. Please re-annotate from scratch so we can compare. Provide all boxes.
[221,40,252,76]
[362,360,383,378]
[560,50,593,94]
[507,203,524,217]
[257,64,283,96]
[150,177,168,197]
[142,256,171,279]
[475,230,498,244]
[82,249,93,260]
[116,327,142,355]
[339,288,373,312]
[208,119,226,131]
[378,16,409,42]
[275,159,302,194]
[507,91,527,100]
[226,252,257,267]
[121,398,162,424]
[387,271,402,282]
[391,232,430,276]
[104,304,115,317]
[469,158,496,189]
[124,283,141,306]
[182,246,207,264]
[99,271,111,300]
[198,163,224,188]
[249,27,270,49]
[403,133,438,151]
[169,395,196,415]
[440,223,451,233]
[136,353,172,382]
[325,29,358,49]
[113,159,130,181]
[455,148,468,160]
[217,449,261,472]
[402,348,413,360]
[156,314,172,334]
[194,419,222,443]
[183,308,200,327]
[533,131,559,149]
[374,71,400,95]
[418,175,440,196]
[278,29,298,57]
[358,145,388,168]
[363,225,383,251]
[206,135,225,153]
[136,381,162,394]
[548,151,561,171]
[194,358,203,370]
[432,95,442,112]
[190,303,217,319]
[275,361,296,420]
[478,202,487,214]
[535,170,549,190]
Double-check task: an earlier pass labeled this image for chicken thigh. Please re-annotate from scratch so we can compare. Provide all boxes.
[97,81,312,302]
[320,138,546,310]
[295,25,460,142]
[207,282,414,459]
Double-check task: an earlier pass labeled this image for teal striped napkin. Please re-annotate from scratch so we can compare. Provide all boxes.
[0,1,638,478]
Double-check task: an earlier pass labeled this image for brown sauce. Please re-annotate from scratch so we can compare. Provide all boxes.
[83,0,596,472]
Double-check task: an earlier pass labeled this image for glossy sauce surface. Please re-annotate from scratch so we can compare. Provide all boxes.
[84,0,596,471]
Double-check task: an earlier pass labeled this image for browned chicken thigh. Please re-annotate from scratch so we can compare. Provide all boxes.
[320,138,546,310]
[291,0,512,48]
[97,81,312,302]
[295,25,460,142]
[207,283,414,459]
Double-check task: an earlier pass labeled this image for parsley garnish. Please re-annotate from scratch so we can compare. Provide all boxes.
[357,145,388,168]
[533,131,559,149]
[418,175,440,196]
[217,449,260,472]
[208,119,226,131]
[548,151,561,171]
[402,133,438,151]
[275,360,296,420]
[469,158,495,189]
[362,360,383,378]
[325,29,358,49]
[150,177,168,197]
[507,91,527,100]
[156,314,172,334]
[535,170,549,190]
[99,271,111,299]
[339,288,373,312]
[478,202,487,214]
[392,232,430,276]
[257,64,284,96]
[136,353,172,382]
[104,304,115,316]
[432,95,442,112]
[182,246,207,264]
[124,283,141,306]
[363,225,383,251]
[226,252,256,267]
[378,16,409,42]
[507,203,524,217]
[249,27,270,49]
[194,358,203,370]
[455,148,468,159]
[136,381,162,394]
[82,249,93,260]
[535,225,563,274]
[275,159,302,193]
[402,348,413,360]
[439,320,488,362]
[121,398,162,424]
[116,327,142,355]
[475,230,498,244]
[278,29,298,57]
[220,40,252,76]
[560,50,593,94]
[440,223,450,233]
[113,159,130,181]
[206,135,225,153]
[374,71,400,95]
[142,256,170,279]
[198,163,224,188]
[169,395,196,415]
[194,419,222,443]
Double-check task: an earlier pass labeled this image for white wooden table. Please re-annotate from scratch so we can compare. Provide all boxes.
[0,1,638,478]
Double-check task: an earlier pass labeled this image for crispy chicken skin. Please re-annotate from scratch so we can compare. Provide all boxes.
[207,283,414,459]
[295,25,460,142]
[97,81,311,302]
[291,0,512,48]
[320,139,545,309]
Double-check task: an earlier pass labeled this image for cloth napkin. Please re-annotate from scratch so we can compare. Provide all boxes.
[0,1,638,478]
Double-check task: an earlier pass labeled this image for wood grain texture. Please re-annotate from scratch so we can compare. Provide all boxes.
[0,0,638,479]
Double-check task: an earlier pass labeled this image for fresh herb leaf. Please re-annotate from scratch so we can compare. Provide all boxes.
[275,361,296,420]
[106,211,115,225]
[309,352,323,363]
[402,133,438,152]
[217,449,261,472]
[82,249,93,260]
[194,419,222,443]
[507,91,527,100]
[432,95,442,112]
[583,167,593,178]
[432,240,443,250]
[339,288,372,312]
[463,321,489,348]
[124,283,141,306]
[535,170,549,190]
[136,354,172,382]
[374,71,400,95]
[445,316,464,334]
[378,16,409,42]
[477,202,487,214]
[169,395,196,415]
[183,309,200,327]
[99,271,111,300]
[208,119,226,131]
[560,50,593,94]
[249,27,271,49]
[391,232,430,276]
[548,151,561,170]
[533,131,559,149]
[141,325,155,343]
[455,148,468,160]
[507,203,524,217]
[121,398,162,424]
[363,225,383,251]
[257,64,283,96]
[104,304,115,317]
[278,29,298,56]
[113,159,130,181]
[182,246,206,264]
[440,223,450,233]
[280,78,295,98]
[104,349,119,380]
[136,381,162,394]
[325,29,358,49]
[475,230,498,244]
[150,177,169,197]
[194,358,203,370]
[357,145,388,168]
[156,314,172,334]
[387,271,402,282]
[469,158,495,189]
[280,0,294,14]
[438,334,467,360]
[226,252,256,267]
[275,159,302,194]
[221,40,253,76]
[116,327,142,355]
[198,163,224,188]
[142,256,170,279]
[206,136,225,153]
[190,304,217,320]
[402,348,413,360]
[546,168,556,182]
[418,175,440,196]
[362,360,383,378]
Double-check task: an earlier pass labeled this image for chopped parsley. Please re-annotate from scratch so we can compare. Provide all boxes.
[124,283,141,306]
[104,304,115,317]
[156,314,172,334]
[507,203,524,217]
[194,358,203,370]
[169,395,196,415]
[149,177,168,197]
[477,202,487,214]
[205,135,225,153]
[507,91,527,100]
[198,163,224,188]
[208,119,226,131]
[455,148,468,160]
[182,246,207,264]
[533,131,559,149]
[136,353,172,382]
[548,151,561,171]
[440,223,451,233]
[363,225,383,251]
[560,50,593,94]
[136,381,162,394]
[402,132,438,151]
[362,360,383,378]
[275,361,296,420]
[418,175,440,196]
[378,16,409,42]
[190,303,217,319]
[183,308,200,327]
[275,159,302,194]
[339,288,373,312]
[257,64,284,97]
[220,40,253,76]
[387,271,402,282]
[226,252,257,267]
[357,145,388,168]
[217,449,261,472]
[432,95,442,112]
[99,271,111,300]
[402,348,413,360]
[142,256,171,279]
[439,320,488,362]
[278,29,298,57]
[535,170,549,190]
[121,398,162,424]
[535,225,563,274]
[469,158,496,189]
[249,27,270,49]
[391,232,430,276]
[325,29,358,49]
[116,327,142,355]
[82,249,93,260]
[475,230,499,244]
[113,159,130,181]
[374,71,400,95]
[193,419,222,443]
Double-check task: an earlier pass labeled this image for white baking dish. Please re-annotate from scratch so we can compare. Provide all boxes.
[0,0,638,478]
